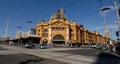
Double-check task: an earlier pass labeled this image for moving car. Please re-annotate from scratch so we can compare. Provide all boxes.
[25,44,35,48]
[91,43,102,49]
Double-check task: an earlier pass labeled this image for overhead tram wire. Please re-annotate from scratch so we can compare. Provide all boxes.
[52,0,84,22]
[62,0,84,9]
[51,0,103,23]
[99,0,103,9]
[62,0,101,22]
[114,0,120,7]
[52,0,83,10]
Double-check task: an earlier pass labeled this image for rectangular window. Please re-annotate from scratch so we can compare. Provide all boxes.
[43,33,48,37]
[38,29,40,32]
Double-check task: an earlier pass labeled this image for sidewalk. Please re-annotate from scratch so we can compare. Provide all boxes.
[111,52,120,58]
[104,50,120,58]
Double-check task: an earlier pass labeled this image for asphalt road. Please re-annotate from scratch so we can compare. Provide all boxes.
[0,46,8,50]
[54,48,120,64]
[54,48,103,57]
[0,44,120,64]
[0,53,68,64]
[0,46,68,64]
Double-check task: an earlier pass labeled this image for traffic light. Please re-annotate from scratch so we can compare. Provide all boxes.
[116,31,119,37]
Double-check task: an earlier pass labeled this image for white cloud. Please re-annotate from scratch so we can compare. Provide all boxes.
[107,24,118,30]
[89,24,118,40]
[90,23,118,31]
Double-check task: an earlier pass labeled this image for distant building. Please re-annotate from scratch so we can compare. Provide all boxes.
[16,32,28,38]
[36,9,108,45]
[29,28,36,35]
[16,28,36,38]
[8,28,39,44]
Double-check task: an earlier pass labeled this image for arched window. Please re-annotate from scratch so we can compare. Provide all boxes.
[43,29,48,38]
[43,33,48,37]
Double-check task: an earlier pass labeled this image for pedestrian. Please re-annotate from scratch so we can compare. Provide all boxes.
[116,42,120,55]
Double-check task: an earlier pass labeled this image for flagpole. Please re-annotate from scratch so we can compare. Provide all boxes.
[113,0,120,32]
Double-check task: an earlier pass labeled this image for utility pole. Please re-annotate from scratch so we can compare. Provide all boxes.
[4,18,9,38]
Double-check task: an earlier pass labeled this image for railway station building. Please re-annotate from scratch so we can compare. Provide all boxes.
[36,9,108,46]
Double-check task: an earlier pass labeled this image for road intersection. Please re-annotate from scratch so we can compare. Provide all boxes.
[0,44,120,64]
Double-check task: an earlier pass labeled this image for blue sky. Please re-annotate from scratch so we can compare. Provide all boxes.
[0,0,119,39]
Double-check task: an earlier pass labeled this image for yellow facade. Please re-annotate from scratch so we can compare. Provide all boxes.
[36,9,107,45]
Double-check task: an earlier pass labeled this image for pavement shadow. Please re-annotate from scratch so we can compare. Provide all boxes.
[54,49,102,57]
[0,53,68,64]
[20,58,43,64]
[20,54,44,64]
[93,52,120,64]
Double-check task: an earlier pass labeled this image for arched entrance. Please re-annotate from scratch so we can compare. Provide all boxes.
[52,34,65,44]
[43,39,48,45]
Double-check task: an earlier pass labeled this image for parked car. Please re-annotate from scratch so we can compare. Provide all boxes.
[102,45,107,50]
[91,44,97,48]
[9,41,15,45]
[91,43,102,49]
[25,44,35,48]
[39,44,46,49]
[96,44,102,49]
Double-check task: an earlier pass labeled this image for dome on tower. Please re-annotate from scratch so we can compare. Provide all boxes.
[50,8,67,20]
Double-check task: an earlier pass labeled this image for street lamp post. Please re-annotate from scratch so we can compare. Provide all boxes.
[27,21,34,44]
[113,0,120,53]
[113,0,120,36]
[99,5,110,44]
[27,21,33,35]
[17,26,22,44]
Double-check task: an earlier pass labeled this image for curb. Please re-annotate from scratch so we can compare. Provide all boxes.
[110,52,120,58]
